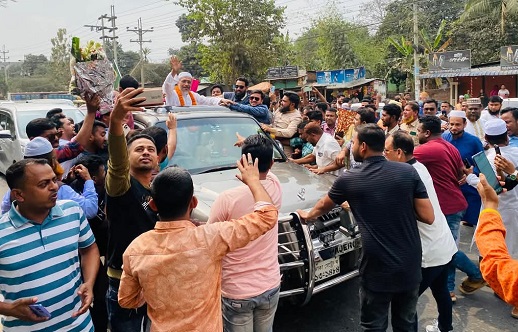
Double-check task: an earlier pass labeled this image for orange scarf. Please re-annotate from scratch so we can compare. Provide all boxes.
[175,85,197,106]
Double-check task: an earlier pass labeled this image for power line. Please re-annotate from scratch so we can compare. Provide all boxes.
[1,44,9,84]
[128,18,153,86]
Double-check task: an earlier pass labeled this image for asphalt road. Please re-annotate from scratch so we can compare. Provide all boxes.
[273,220,517,332]
[0,177,515,331]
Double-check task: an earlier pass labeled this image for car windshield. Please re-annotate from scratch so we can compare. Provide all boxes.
[16,108,85,139]
[155,116,284,174]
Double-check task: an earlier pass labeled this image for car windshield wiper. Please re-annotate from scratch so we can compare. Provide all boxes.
[196,165,237,174]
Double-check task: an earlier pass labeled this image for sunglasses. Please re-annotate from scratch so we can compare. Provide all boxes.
[249,96,261,101]
[235,85,245,89]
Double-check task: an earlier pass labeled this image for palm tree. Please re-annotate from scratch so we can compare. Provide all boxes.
[462,0,518,33]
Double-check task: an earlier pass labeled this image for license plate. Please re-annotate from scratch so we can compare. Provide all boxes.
[314,256,340,282]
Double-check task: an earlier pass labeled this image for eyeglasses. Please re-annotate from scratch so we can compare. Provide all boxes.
[249,96,261,101]
[383,148,397,154]
[235,85,245,89]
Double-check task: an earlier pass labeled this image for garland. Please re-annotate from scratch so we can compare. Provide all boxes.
[175,85,197,106]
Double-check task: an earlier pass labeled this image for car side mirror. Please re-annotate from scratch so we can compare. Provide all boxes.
[0,130,12,139]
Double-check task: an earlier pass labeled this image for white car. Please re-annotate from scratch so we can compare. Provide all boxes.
[0,99,85,174]
[502,98,518,109]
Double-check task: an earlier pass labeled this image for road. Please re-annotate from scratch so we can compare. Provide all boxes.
[0,177,515,331]
[273,217,517,331]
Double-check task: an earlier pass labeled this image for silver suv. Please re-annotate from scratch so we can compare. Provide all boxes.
[0,99,85,174]
[133,106,362,305]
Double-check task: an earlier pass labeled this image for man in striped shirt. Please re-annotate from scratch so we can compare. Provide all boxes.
[0,159,99,331]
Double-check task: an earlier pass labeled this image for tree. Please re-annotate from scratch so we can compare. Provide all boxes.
[462,0,518,33]
[49,28,70,90]
[387,36,415,91]
[118,51,140,77]
[22,54,48,76]
[176,0,285,84]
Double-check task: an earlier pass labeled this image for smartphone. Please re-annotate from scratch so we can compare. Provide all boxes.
[29,304,51,318]
[463,158,471,169]
[471,151,504,194]
[494,144,501,155]
[133,88,164,107]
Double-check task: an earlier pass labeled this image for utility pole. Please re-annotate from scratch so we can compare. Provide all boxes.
[1,45,9,85]
[413,0,421,100]
[128,18,153,87]
[107,5,118,70]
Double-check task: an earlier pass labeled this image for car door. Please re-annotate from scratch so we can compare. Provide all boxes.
[0,111,22,174]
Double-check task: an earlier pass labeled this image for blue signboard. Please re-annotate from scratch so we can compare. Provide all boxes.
[316,67,366,85]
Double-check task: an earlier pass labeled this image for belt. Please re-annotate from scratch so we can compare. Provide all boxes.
[107,266,123,279]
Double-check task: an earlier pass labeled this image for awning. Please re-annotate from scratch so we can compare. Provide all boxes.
[418,66,518,78]
[326,78,377,89]
[248,81,272,92]
[196,84,209,92]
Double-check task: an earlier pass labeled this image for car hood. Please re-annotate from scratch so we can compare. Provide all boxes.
[192,161,338,221]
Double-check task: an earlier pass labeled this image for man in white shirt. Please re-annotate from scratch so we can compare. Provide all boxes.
[385,131,457,332]
[464,98,485,142]
[498,84,510,99]
[161,56,225,107]
[289,122,342,175]
[480,95,502,127]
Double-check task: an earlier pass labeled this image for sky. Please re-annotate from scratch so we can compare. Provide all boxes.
[0,0,367,63]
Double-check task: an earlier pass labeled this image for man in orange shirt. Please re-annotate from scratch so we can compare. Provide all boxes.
[118,155,278,331]
[475,174,518,318]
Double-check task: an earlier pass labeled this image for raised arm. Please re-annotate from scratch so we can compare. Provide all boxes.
[106,88,145,197]
[166,113,177,161]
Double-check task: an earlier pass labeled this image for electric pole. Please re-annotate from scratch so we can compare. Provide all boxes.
[1,45,9,85]
[128,18,153,87]
[413,0,421,100]
[107,5,118,70]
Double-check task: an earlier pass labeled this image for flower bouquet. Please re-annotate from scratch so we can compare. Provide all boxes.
[69,37,115,104]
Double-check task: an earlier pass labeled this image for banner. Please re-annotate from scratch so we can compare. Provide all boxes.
[316,67,366,85]
[500,46,518,70]
[428,51,471,73]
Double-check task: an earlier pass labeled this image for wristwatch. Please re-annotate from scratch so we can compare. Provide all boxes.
[509,170,518,181]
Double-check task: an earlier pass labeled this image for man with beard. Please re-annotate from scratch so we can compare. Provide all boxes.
[500,107,518,147]
[223,77,250,105]
[464,98,485,142]
[401,102,420,146]
[297,124,434,331]
[260,92,302,156]
[440,101,452,117]
[381,103,401,137]
[480,95,503,126]
[414,116,485,303]
[442,111,484,227]
[323,108,338,137]
[105,88,159,331]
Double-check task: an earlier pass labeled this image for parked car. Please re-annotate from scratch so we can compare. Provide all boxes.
[0,99,85,174]
[502,98,518,109]
[133,106,362,305]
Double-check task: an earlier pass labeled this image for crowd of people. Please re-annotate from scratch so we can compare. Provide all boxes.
[0,56,518,332]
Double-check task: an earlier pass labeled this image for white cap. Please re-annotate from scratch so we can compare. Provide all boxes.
[448,110,466,119]
[25,137,53,157]
[484,118,507,136]
[177,72,192,80]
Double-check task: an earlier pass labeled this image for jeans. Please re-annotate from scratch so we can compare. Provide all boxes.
[445,210,483,292]
[222,286,280,332]
[413,263,453,332]
[359,285,419,332]
[106,277,149,332]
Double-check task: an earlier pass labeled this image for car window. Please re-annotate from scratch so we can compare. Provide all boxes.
[155,117,284,174]
[0,112,16,138]
[16,108,84,139]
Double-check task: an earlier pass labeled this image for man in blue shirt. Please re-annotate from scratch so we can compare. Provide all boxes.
[222,90,271,124]
[500,107,518,148]
[442,110,484,226]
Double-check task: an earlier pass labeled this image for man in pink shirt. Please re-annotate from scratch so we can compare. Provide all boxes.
[118,154,278,332]
[208,134,282,332]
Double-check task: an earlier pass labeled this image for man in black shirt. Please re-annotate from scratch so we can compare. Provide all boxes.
[298,124,434,331]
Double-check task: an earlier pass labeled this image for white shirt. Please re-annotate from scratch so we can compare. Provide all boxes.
[465,119,485,142]
[480,110,499,128]
[412,160,458,267]
[498,88,510,99]
[312,133,342,176]
[162,73,220,107]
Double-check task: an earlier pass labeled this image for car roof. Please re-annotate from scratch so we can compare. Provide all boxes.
[0,99,79,112]
[133,107,254,126]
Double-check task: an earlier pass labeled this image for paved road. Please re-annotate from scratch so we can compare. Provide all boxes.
[0,177,515,331]
[274,221,517,331]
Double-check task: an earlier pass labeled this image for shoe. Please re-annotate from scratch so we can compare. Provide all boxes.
[512,306,518,319]
[458,277,487,294]
[425,319,439,332]
[450,292,457,303]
